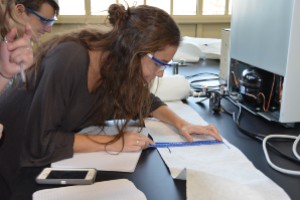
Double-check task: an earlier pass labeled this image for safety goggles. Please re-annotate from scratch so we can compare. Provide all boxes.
[26,7,57,26]
[147,53,172,71]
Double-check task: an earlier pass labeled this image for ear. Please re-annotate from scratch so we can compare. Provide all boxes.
[15,4,26,15]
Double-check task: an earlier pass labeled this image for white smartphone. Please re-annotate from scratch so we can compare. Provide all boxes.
[36,168,97,185]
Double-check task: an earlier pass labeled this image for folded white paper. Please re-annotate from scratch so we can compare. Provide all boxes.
[187,169,290,200]
[33,179,147,200]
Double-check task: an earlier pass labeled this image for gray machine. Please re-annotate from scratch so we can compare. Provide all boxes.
[228,0,300,125]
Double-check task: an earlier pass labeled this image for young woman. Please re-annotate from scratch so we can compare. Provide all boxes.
[0,4,221,197]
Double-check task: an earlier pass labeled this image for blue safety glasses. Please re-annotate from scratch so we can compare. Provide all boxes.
[147,53,172,71]
[26,7,57,26]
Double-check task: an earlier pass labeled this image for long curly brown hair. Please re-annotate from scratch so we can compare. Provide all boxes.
[33,4,181,145]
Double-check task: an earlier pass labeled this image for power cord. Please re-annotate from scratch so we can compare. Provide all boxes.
[185,72,219,79]
[186,72,222,92]
[223,97,265,142]
[223,97,300,175]
[263,134,300,175]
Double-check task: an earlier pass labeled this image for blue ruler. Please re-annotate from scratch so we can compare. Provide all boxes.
[149,140,223,148]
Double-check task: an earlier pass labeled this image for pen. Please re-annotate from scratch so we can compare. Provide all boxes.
[19,63,26,83]
[15,32,26,83]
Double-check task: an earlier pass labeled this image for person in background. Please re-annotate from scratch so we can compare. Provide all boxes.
[0,1,33,199]
[0,4,222,198]
[14,0,59,41]
[0,0,33,136]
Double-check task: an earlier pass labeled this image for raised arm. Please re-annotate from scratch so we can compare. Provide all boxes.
[0,24,33,92]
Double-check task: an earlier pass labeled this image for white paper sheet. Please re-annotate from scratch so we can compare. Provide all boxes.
[33,179,147,200]
[145,101,290,200]
[51,126,147,172]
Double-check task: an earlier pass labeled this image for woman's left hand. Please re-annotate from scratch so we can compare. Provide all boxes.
[178,123,222,142]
